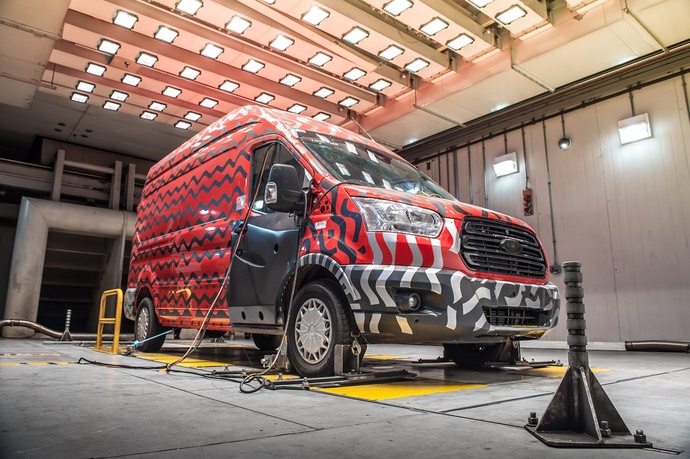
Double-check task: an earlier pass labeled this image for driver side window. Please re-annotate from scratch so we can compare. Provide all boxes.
[250,143,305,213]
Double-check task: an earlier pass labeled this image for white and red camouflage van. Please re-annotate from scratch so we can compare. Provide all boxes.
[125,105,560,377]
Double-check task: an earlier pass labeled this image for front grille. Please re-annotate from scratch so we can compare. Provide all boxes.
[460,217,547,278]
[483,307,541,327]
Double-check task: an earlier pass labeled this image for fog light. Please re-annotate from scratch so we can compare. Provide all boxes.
[396,292,422,313]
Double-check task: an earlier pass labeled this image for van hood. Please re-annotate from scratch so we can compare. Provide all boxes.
[341,184,532,230]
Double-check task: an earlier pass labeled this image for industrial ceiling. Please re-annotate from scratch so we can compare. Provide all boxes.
[0,0,688,161]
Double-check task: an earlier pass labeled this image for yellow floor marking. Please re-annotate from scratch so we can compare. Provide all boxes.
[0,362,73,367]
[134,353,234,368]
[314,379,486,400]
[514,366,609,378]
[363,354,407,360]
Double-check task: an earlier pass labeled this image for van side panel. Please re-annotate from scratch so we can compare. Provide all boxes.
[128,126,257,329]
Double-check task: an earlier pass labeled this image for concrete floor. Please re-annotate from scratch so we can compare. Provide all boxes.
[0,338,688,458]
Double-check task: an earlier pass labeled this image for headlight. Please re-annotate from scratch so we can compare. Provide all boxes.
[352,197,442,237]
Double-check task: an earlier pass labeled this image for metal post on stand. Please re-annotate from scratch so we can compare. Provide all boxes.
[59,309,73,342]
[525,261,652,448]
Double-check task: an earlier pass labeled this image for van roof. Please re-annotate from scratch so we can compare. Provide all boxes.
[146,105,385,184]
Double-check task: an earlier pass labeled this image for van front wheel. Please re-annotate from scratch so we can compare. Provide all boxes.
[287,280,351,377]
[135,297,168,352]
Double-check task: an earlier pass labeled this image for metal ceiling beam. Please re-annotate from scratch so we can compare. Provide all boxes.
[50,61,228,119]
[104,0,376,103]
[229,0,408,87]
[317,0,449,68]
[63,9,345,116]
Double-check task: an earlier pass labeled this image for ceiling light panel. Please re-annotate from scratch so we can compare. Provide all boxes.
[122,74,142,86]
[76,81,95,93]
[176,0,203,15]
[242,59,265,73]
[288,104,307,114]
[313,87,335,98]
[110,90,129,102]
[70,92,88,104]
[344,68,366,81]
[113,10,137,29]
[180,66,201,80]
[200,43,224,59]
[313,112,330,121]
[85,63,106,77]
[141,111,157,120]
[199,97,218,108]
[149,102,167,111]
[98,39,120,55]
[369,79,392,92]
[302,6,330,25]
[343,27,369,44]
[280,74,301,87]
[405,58,430,73]
[175,120,192,130]
[103,101,121,111]
[136,52,158,67]
[154,26,179,43]
[378,45,404,61]
[270,35,295,51]
[383,0,413,16]
[219,80,239,92]
[255,93,275,104]
[185,112,202,121]
[339,97,359,107]
[226,16,251,34]
[496,5,527,24]
[308,52,332,67]
[162,86,182,98]
[420,17,449,36]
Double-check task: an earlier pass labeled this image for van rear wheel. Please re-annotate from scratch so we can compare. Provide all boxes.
[135,297,168,352]
[287,279,352,377]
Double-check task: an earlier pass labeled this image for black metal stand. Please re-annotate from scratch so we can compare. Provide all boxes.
[58,309,73,342]
[525,261,652,448]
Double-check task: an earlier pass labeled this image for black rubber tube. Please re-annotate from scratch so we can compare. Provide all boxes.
[625,340,689,352]
[0,319,133,341]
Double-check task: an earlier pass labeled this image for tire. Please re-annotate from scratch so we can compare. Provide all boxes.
[134,297,168,352]
[287,279,352,377]
[252,333,282,351]
[443,343,505,369]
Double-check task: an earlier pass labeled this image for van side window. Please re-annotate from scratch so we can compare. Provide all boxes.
[251,143,305,213]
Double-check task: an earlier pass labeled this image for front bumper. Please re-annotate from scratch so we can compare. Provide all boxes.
[343,265,560,344]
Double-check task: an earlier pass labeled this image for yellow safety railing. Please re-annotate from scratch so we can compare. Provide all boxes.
[95,289,123,354]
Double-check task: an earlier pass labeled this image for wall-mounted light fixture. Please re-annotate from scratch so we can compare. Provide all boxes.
[558,112,571,150]
[618,113,652,144]
[493,152,518,177]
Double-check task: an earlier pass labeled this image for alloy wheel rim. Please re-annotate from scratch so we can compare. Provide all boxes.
[137,307,150,341]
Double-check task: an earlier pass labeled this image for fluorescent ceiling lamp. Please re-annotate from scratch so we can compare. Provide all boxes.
[85,63,106,76]
[176,0,202,15]
[343,27,369,44]
[201,43,223,59]
[76,81,95,93]
[103,101,120,111]
[405,58,430,73]
[420,17,449,36]
[260,0,275,4]
[255,93,275,104]
[339,97,359,107]
[302,6,329,25]
[242,59,264,73]
[493,152,518,177]
[110,90,128,101]
[226,16,251,34]
[313,87,334,98]
[378,45,404,60]
[219,80,239,92]
[149,102,167,111]
[199,97,218,108]
[70,92,88,104]
[468,0,494,7]
[162,86,182,98]
[383,0,413,16]
[270,35,294,51]
[447,33,474,51]
[313,112,330,121]
[618,113,652,145]
[344,68,366,81]
[369,79,392,91]
[496,5,527,24]
[180,66,201,79]
[175,120,192,130]
[98,39,120,55]
[113,10,137,29]
[280,74,301,87]
[184,111,202,121]
[136,52,158,67]
[288,104,307,114]
[122,74,142,86]
[309,52,332,67]
[154,26,178,43]
[141,111,157,120]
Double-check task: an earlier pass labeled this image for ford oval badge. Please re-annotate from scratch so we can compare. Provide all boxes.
[500,238,523,255]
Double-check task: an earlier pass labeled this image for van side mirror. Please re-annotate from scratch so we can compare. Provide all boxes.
[265,164,301,213]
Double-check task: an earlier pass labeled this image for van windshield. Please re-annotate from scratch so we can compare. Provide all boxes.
[295,131,454,200]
